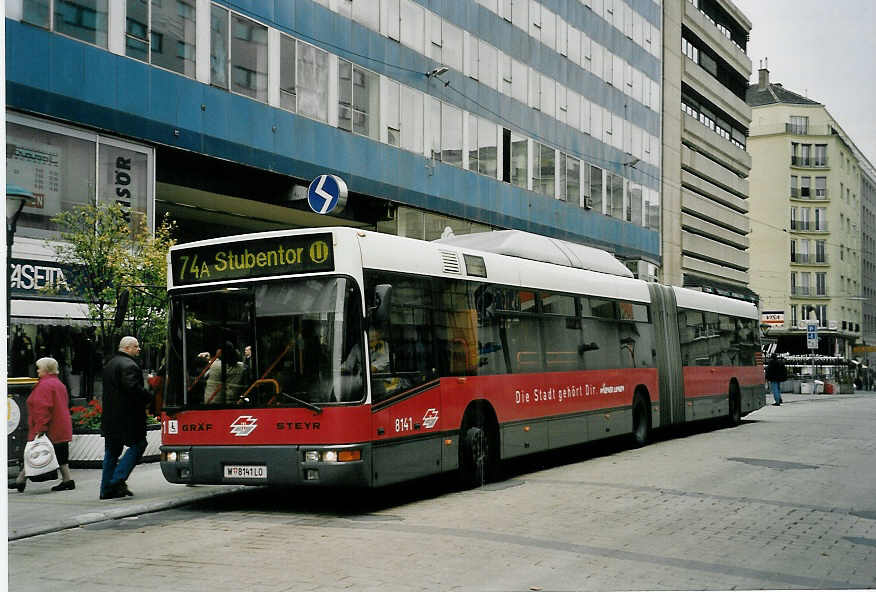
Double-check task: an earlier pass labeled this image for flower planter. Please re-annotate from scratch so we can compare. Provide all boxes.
[69,424,162,468]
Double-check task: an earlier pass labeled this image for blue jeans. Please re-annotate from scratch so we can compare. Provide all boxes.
[770,381,782,404]
[101,436,147,495]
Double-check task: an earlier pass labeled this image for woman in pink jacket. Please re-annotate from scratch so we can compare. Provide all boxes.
[9,357,75,492]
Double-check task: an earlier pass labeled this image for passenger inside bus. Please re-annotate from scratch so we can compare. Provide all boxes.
[203,343,246,404]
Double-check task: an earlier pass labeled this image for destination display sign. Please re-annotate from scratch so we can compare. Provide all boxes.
[171,234,334,286]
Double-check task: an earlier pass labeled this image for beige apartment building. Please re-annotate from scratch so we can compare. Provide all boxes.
[747,67,871,358]
[661,0,755,300]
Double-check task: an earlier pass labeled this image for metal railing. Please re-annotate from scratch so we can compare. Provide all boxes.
[791,155,829,168]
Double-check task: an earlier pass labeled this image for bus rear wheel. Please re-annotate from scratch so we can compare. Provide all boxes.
[631,394,651,447]
[459,425,491,488]
[728,383,742,426]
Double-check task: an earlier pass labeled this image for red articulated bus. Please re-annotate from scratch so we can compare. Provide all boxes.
[160,227,763,487]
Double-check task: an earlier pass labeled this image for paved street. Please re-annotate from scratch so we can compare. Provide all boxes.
[8,392,876,591]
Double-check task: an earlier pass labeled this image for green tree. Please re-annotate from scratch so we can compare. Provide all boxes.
[50,202,176,362]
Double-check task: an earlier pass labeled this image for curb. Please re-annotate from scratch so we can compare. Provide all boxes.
[8,485,251,541]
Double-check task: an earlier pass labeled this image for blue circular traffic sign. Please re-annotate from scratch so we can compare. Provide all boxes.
[307,174,348,215]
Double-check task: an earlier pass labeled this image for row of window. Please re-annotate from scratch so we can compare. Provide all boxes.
[208,3,661,168]
[18,1,661,221]
[687,0,747,52]
[210,5,661,224]
[22,1,661,150]
[681,91,746,150]
[681,32,747,101]
[790,175,828,200]
[790,207,828,232]
[364,270,661,402]
[790,305,860,333]
[677,309,759,367]
[466,0,662,105]
[791,143,828,168]
[364,270,760,404]
[790,271,828,297]
[469,0,663,61]
[790,239,828,264]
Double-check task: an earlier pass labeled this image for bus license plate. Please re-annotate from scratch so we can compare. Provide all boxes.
[223,465,267,480]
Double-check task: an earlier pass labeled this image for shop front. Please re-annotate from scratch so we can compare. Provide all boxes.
[6,111,154,398]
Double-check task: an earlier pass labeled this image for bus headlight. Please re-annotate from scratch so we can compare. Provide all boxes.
[179,451,191,463]
[163,451,177,462]
[303,449,362,463]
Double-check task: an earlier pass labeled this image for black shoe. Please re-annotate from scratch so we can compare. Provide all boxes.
[100,484,124,500]
[8,479,26,493]
[51,480,76,491]
[772,402,781,406]
[118,480,134,497]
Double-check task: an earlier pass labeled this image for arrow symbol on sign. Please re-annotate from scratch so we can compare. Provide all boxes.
[314,175,334,214]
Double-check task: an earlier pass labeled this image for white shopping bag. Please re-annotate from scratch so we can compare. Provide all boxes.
[24,434,60,481]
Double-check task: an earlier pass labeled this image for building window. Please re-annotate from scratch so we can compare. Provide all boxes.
[814,144,828,166]
[229,13,268,101]
[800,176,811,198]
[441,103,463,167]
[815,176,827,199]
[589,164,603,213]
[789,116,808,134]
[816,240,826,263]
[338,59,379,139]
[385,79,400,147]
[210,5,229,89]
[400,86,424,154]
[533,142,555,198]
[296,42,329,122]
[279,34,296,112]
[560,154,580,204]
[55,0,109,48]
[125,0,196,77]
[509,133,527,189]
[22,0,51,28]
[467,117,498,178]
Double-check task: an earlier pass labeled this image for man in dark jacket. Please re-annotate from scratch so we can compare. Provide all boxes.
[100,336,152,499]
[765,353,788,406]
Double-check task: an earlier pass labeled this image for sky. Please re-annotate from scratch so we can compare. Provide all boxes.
[733,0,876,167]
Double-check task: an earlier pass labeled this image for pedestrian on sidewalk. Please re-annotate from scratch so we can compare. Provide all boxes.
[765,353,788,406]
[8,357,75,493]
[100,336,152,500]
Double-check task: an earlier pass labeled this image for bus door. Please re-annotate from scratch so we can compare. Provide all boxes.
[647,284,685,426]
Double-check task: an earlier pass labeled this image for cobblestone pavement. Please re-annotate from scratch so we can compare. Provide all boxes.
[8,393,876,591]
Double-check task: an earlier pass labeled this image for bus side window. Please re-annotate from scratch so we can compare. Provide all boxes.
[474,285,511,375]
[540,291,582,371]
[366,272,435,401]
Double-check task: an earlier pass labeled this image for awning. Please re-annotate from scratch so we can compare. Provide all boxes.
[11,299,92,325]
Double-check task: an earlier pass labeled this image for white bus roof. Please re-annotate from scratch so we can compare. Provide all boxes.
[434,230,634,278]
[168,228,759,318]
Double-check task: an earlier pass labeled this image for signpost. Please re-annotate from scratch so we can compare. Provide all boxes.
[807,321,818,386]
[306,174,348,215]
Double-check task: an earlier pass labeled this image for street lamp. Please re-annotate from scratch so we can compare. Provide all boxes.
[7,183,34,370]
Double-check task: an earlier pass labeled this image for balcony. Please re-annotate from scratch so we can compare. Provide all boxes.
[790,220,829,232]
[790,188,829,202]
[791,155,830,169]
[784,123,834,136]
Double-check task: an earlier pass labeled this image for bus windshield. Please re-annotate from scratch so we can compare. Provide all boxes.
[167,276,365,409]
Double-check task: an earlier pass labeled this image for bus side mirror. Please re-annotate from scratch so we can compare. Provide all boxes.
[368,284,393,327]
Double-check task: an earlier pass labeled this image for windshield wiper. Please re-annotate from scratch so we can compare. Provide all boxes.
[278,392,322,414]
